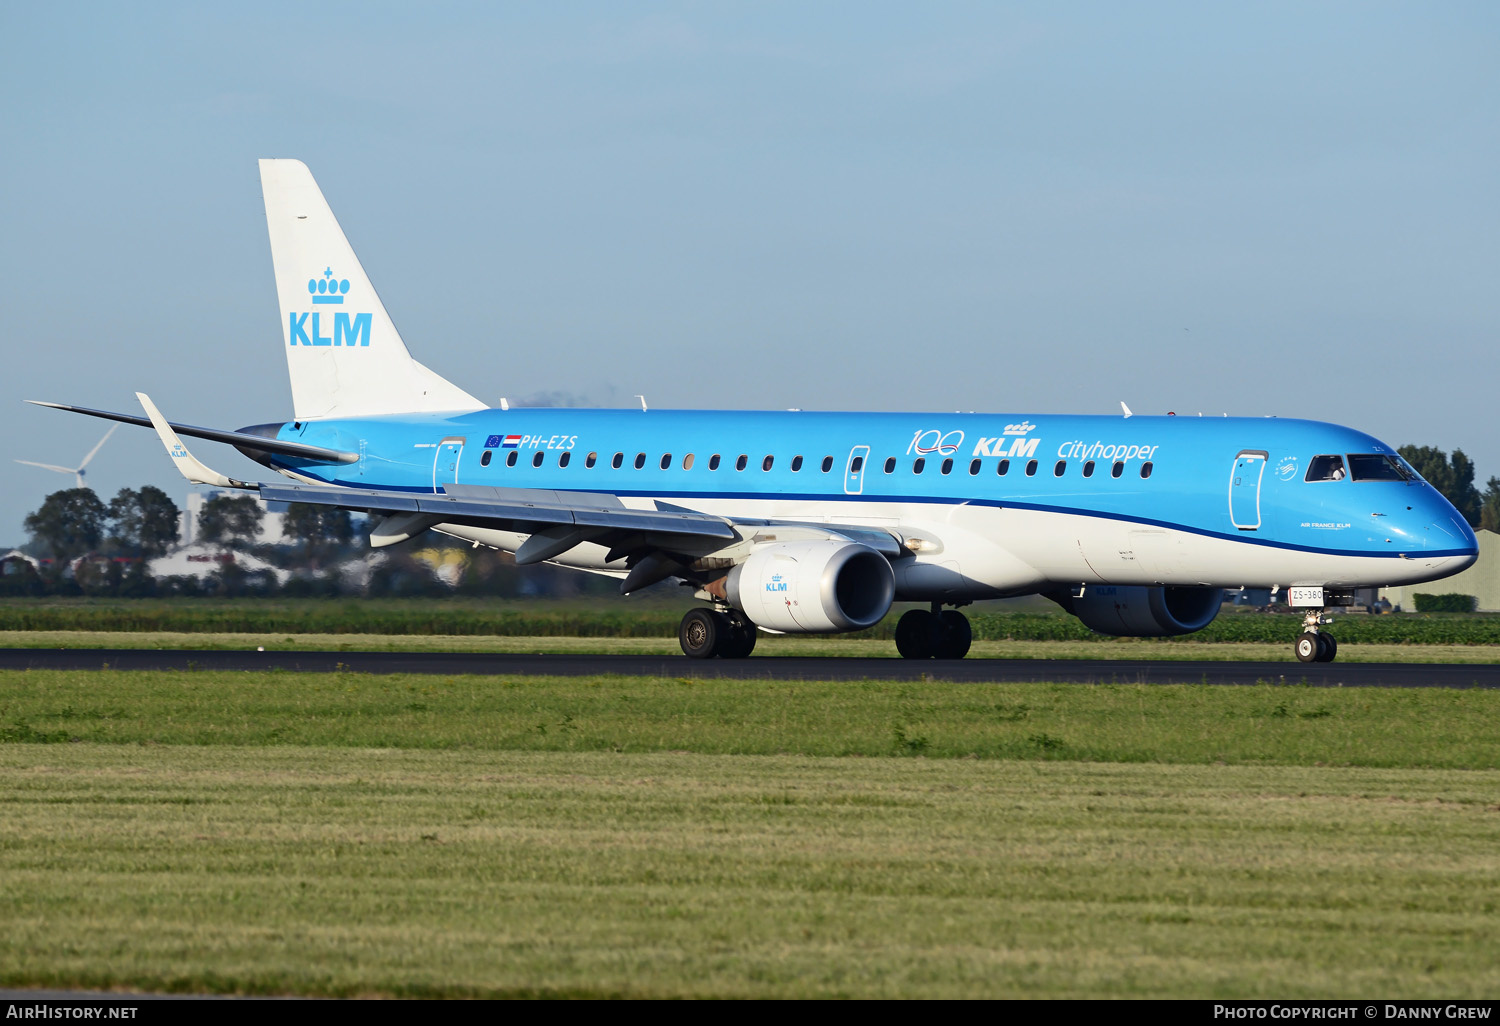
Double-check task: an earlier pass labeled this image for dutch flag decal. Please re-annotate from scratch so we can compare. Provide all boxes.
[502,435,522,449]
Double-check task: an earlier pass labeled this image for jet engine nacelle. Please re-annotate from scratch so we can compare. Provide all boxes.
[727,540,895,634]
[1054,585,1223,637]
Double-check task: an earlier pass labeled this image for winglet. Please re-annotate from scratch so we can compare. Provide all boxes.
[136,393,258,490]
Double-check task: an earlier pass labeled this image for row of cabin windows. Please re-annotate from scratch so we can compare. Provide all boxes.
[478,450,827,472]
[883,456,1151,479]
[477,448,1154,480]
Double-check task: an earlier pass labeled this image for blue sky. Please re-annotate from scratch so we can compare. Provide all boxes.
[2,2,1496,543]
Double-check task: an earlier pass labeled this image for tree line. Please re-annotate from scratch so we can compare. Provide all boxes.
[18,488,354,562]
[3,487,611,600]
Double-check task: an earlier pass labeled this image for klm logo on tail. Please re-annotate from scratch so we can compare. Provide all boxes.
[290,267,371,347]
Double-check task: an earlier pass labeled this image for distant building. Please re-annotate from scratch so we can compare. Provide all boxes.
[178,491,289,546]
[0,549,40,572]
[1381,529,1500,612]
[149,544,287,584]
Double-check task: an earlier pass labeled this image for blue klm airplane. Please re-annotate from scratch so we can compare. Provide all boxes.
[31,160,1478,662]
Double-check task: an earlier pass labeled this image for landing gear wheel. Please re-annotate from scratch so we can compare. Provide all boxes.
[1294,632,1321,663]
[896,609,973,659]
[719,610,758,659]
[937,610,972,660]
[1315,634,1337,663]
[680,608,727,659]
[895,610,934,659]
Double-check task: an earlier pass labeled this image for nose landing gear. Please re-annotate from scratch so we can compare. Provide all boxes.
[1294,608,1338,663]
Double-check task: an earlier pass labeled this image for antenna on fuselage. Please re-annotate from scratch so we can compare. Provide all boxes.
[635,395,648,412]
[498,397,509,411]
[1120,401,1133,419]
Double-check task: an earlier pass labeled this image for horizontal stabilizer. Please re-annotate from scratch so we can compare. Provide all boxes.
[26,400,358,464]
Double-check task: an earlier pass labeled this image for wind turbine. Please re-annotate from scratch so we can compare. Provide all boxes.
[16,424,118,489]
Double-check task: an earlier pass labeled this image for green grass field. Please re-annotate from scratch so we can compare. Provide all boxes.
[3,670,1500,997]
[4,746,1497,998]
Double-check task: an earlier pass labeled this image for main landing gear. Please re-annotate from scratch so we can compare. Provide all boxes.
[895,605,972,660]
[679,607,758,659]
[1293,608,1338,663]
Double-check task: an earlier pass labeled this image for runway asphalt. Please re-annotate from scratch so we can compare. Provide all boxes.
[1,648,1496,687]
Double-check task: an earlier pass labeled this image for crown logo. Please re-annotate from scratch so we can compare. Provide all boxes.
[1003,420,1036,436]
[307,267,349,305]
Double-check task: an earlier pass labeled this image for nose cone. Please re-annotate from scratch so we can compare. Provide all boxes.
[1444,513,1481,571]
[1415,491,1479,575]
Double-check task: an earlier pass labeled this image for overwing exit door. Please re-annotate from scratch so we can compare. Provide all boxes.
[845,445,870,495]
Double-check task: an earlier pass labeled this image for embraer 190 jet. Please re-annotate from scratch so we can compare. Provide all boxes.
[31,160,1479,662]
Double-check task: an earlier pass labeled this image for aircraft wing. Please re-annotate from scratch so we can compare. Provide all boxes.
[259,480,903,592]
[259,480,738,548]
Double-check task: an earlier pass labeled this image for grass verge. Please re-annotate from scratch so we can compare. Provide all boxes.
[3,630,1498,663]
[4,670,1500,766]
[3,597,1499,645]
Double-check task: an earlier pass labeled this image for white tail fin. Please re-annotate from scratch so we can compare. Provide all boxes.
[259,159,484,420]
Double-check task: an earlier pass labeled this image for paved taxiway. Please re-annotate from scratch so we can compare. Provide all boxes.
[1,649,1496,687]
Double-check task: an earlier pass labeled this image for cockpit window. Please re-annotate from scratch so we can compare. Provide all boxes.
[1347,453,1412,482]
[1305,455,1346,482]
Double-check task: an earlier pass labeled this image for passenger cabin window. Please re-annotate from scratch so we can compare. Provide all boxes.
[850,456,864,473]
[791,455,803,472]
[480,450,493,467]
[1347,454,1411,482]
[585,451,597,468]
[559,451,570,468]
[1111,461,1124,478]
[941,458,953,475]
[997,459,1010,476]
[912,458,926,474]
[660,454,672,470]
[506,451,518,468]
[1025,460,1038,477]
[634,453,646,469]
[1082,460,1095,478]
[1054,460,1066,477]
[762,455,774,471]
[682,454,695,470]
[821,456,834,473]
[884,457,896,474]
[736,455,748,471]
[1140,461,1153,479]
[1305,455,1347,482]
[709,454,721,470]
[969,459,981,475]
[532,451,544,467]
[612,452,624,469]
